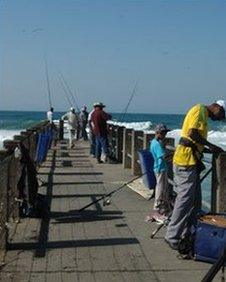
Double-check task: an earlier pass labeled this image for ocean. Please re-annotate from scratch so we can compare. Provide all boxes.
[1,110,226,210]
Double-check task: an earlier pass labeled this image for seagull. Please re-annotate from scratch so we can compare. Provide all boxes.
[32,28,44,33]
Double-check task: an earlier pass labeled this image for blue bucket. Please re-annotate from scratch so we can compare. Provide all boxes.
[138,149,156,189]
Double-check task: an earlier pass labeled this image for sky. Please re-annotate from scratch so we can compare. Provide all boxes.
[0,0,226,114]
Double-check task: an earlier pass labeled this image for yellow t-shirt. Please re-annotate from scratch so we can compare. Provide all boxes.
[173,104,208,166]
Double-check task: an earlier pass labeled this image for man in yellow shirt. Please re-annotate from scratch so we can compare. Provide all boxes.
[165,100,225,250]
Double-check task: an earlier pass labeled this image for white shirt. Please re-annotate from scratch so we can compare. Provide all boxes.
[61,111,79,130]
[88,109,95,130]
[47,111,53,123]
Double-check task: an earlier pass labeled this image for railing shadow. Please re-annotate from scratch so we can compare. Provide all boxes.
[38,172,103,176]
[34,149,56,258]
[51,209,124,223]
[9,237,139,251]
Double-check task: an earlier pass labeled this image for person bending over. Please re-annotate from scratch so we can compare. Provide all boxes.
[165,100,225,250]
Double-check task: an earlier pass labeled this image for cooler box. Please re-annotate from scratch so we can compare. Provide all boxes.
[194,214,226,264]
[138,149,156,189]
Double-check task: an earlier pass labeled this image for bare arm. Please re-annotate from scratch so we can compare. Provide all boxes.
[189,128,224,154]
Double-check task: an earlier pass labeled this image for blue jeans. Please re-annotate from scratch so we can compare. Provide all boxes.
[89,132,96,155]
[95,135,108,160]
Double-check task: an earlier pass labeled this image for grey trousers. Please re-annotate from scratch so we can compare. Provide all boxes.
[69,129,75,147]
[165,164,201,244]
[154,171,170,213]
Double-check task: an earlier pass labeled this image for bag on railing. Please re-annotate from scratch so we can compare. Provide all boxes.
[35,130,53,164]
[138,149,156,189]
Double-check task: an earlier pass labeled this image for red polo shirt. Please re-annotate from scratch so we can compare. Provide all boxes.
[91,108,111,136]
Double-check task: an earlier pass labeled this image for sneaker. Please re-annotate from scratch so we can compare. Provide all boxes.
[97,160,103,164]
[144,215,153,222]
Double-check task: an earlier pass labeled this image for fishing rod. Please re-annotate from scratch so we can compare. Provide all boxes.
[73,151,170,212]
[120,80,139,122]
[78,172,147,213]
[58,75,73,107]
[44,56,52,108]
[59,71,80,112]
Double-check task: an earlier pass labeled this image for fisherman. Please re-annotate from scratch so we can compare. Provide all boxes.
[47,107,54,124]
[88,105,96,156]
[79,105,89,140]
[61,107,79,148]
[91,102,111,163]
[46,106,58,144]
[147,124,172,222]
[165,100,225,250]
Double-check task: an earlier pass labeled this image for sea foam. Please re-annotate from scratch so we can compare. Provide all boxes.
[0,130,22,149]
[109,121,226,150]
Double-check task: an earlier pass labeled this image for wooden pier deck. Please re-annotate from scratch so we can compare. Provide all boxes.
[0,140,220,282]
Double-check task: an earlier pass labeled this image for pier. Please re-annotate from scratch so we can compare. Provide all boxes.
[0,122,226,281]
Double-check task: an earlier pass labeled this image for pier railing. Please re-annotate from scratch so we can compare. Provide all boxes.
[108,124,226,213]
[0,120,52,261]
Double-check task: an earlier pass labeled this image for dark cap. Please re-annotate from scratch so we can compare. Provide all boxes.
[154,123,171,133]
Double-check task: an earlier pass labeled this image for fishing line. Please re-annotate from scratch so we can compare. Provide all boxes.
[120,80,139,122]
[58,75,73,107]
[44,56,52,108]
[58,72,80,111]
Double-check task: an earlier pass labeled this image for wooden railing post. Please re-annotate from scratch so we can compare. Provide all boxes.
[211,154,217,213]
[30,132,38,161]
[132,130,143,175]
[143,133,155,150]
[0,152,10,258]
[3,141,21,222]
[122,128,132,169]
[212,153,226,212]
[116,126,124,163]
[165,137,175,181]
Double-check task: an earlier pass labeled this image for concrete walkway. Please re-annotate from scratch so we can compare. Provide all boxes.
[0,140,221,281]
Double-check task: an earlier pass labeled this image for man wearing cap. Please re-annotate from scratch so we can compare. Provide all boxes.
[149,124,172,221]
[91,102,111,163]
[165,100,225,250]
[61,107,79,148]
[79,105,89,140]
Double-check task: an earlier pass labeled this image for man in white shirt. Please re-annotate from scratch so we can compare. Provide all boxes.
[61,108,79,148]
[47,107,54,124]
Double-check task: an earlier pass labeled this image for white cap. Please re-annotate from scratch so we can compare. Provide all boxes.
[216,100,226,111]
[70,107,74,111]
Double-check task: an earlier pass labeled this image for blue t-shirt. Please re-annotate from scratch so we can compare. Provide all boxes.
[150,138,167,173]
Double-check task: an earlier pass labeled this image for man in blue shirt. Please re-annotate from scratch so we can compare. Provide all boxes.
[150,124,171,217]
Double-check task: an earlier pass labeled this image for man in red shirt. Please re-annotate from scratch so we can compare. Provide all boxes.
[91,102,111,163]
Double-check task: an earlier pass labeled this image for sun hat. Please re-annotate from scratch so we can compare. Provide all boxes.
[154,123,171,133]
[216,100,226,111]
[93,102,105,108]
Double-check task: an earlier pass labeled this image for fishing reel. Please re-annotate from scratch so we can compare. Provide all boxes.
[103,195,111,206]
